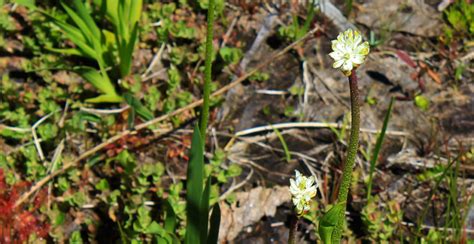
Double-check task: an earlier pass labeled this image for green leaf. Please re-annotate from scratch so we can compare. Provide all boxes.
[105,0,119,26]
[71,0,101,38]
[60,1,95,45]
[44,47,86,57]
[219,47,242,64]
[128,0,143,26]
[208,203,221,244]
[145,221,166,235]
[318,203,345,244]
[118,23,139,77]
[95,179,110,191]
[185,126,204,244]
[164,199,177,233]
[200,176,211,244]
[226,164,242,177]
[69,230,83,244]
[414,95,430,111]
[74,67,121,102]
[124,93,154,121]
[13,0,36,9]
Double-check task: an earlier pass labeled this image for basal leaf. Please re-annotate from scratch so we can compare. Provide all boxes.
[319,203,345,244]
[200,176,211,244]
[185,126,204,244]
[208,203,221,244]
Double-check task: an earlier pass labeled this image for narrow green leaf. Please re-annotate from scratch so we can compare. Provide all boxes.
[367,97,394,199]
[75,67,116,95]
[271,126,291,162]
[117,0,129,39]
[208,203,221,244]
[185,126,204,244]
[60,1,94,45]
[318,203,345,244]
[75,67,121,103]
[164,200,177,233]
[123,92,154,121]
[200,176,211,244]
[41,12,96,58]
[85,94,123,103]
[41,13,86,43]
[72,0,101,38]
[13,0,36,9]
[44,47,86,57]
[128,0,142,26]
[105,0,119,26]
[118,23,139,77]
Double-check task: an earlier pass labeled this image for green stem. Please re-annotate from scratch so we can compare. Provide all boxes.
[332,71,360,243]
[199,0,216,143]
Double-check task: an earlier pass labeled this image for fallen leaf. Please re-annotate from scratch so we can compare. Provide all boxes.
[218,186,291,242]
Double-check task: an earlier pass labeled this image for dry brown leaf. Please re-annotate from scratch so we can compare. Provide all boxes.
[218,186,291,242]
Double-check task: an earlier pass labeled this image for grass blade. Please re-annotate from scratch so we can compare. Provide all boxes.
[185,126,204,244]
[367,97,394,199]
[271,125,291,162]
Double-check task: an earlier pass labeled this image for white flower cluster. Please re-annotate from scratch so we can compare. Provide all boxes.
[289,170,318,215]
[329,29,370,76]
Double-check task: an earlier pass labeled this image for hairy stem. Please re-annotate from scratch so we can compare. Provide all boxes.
[288,215,298,244]
[332,71,360,243]
[199,0,216,143]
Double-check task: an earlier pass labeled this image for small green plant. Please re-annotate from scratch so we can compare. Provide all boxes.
[18,0,142,103]
[319,29,370,243]
[278,0,318,42]
[443,0,474,43]
[184,0,220,243]
[361,197,402,242]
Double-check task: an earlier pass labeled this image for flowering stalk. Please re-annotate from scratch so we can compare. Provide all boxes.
[288,214,298,244]
[199,0,216,142]
[326,29,369,243]
[288,170,318,243]
[332,71,360,242]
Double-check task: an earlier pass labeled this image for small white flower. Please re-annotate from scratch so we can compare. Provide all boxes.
[329,29,370,76]
[289,170,318,215]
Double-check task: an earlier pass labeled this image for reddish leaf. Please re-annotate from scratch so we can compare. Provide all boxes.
[396,50,417,68]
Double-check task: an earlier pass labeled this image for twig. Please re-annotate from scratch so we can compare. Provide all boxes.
[80,105,130,115]
[235,122,410,137]
[31,111,59,161]
[255,89,289,95]
[219,168,254,201]
[142,43,165,78]
[14,26,322,208]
